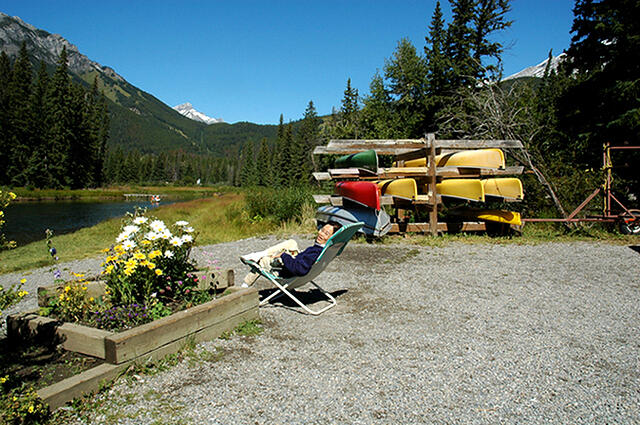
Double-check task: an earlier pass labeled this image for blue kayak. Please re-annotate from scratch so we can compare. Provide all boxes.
[316,202,391,237]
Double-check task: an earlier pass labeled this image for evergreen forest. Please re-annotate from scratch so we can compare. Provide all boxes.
[1,0,639,218]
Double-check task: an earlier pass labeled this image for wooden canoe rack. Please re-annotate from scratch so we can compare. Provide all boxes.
[312,133,524,236]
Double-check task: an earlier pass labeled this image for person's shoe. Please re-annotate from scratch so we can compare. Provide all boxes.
[241,252,262,263]
[243,272,259,287]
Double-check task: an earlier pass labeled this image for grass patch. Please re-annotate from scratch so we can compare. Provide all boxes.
[375,221,639,247]
[10,185,234,201]
[0,192,273,275]
[220,319,263,340]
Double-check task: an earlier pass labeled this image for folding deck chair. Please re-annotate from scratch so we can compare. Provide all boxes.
[240,222,364,315]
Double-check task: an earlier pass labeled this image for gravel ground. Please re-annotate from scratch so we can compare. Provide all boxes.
[3,238,640,424]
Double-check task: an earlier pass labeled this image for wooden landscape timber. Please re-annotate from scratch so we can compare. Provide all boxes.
[6,286,259,409]
[389,222,487,233]
[313,138,523,155]
[313,134,525,236]
[313,194,437,207]
[313,166,524,181]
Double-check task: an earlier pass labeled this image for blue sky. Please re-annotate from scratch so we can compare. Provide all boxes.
[1,0,575,125]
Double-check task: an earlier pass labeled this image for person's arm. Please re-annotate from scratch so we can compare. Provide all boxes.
[280,245,322,276]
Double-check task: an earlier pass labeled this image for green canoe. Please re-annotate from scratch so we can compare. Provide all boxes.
[334,149,378,171]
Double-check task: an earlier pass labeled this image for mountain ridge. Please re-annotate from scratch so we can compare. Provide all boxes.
[0,12,277,156]
[173,102,224,125]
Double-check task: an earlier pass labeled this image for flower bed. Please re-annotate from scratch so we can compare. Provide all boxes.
[4,210,259,410]
[7,286,259,408]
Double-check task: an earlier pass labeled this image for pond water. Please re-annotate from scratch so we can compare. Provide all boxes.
[3,199,178,246]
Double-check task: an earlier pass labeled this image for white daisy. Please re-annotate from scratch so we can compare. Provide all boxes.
[116,232,130,243]
[122,240,136,250]
[123,225,140,234]
[160,230,172,240]
[181,234,193,244]
[144,231,159,241]
[164,250,174,258]
[184,227,195,233]
[169,237,183,247]
[133,217,148,225]
[175,220,189,226]
[150,220,167,232]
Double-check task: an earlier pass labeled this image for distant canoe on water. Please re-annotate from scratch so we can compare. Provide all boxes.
[316,203,391,237]
[334,149,378,171]
[335,181,381,210]
[398,148,505,169]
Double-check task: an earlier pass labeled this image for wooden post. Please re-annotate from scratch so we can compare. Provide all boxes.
[427,133,438,236]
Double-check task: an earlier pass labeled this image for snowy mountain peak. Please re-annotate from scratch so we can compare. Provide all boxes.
[173,103,223,125]
[502,53,567,81]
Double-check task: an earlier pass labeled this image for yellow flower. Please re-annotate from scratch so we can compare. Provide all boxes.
[146,262,156,270]
[124,268,134,276]
[64,286,71,293]
[9,192,16,199]
[89,297,94,302]
[28,405,34,413]
[134,252,146,260]
[0,376,7,384]
[141,240,152,246]
[155,269,163,276]
[59,294,65,300]
[82,286,87,291]
[20,278,26,284]
[18,290,28,297]
[73,272,85,278]
[149,250,162,259]
[101,247,111,253]
[105,265,115,274]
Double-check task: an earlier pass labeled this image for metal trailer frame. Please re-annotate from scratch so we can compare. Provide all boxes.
[523,142,640,232]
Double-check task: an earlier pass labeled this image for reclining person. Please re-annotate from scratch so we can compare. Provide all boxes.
[241,222,342,287]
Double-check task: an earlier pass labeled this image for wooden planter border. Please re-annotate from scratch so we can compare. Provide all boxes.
[7,287,259,409]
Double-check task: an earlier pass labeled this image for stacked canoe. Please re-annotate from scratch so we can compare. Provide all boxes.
[317,152,392,236]
[393,148,524,225]
[314,147,524,233]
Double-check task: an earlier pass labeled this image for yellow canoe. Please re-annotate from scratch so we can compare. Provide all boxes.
[376,178,418,200]
[398,149,505,169]
[433,179,485,202]
[460,209,522,226]
[482,178,524,200]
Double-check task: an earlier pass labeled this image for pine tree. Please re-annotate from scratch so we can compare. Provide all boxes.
[7,42,33,186]
[290,101,320,185]
[68,83,92,188]
[274,118,293,187]
[45,46,73,188]
[0,51,13,185]
[257,138,273,187]
[446,0,476,88]
[361,71,396,138]
[24,61,51,187]
[471,0,512,81]
[559,0,640,194]
[239,141,258,186]
[336,78,360,138]
[425,1,449,129]
[384,38,428,137]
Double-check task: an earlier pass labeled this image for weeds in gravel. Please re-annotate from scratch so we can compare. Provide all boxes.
[220,319,263,340]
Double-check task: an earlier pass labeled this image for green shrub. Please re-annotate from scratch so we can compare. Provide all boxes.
[245,187,313,223]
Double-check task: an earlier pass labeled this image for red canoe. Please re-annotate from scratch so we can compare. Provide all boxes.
[335,181,381,210]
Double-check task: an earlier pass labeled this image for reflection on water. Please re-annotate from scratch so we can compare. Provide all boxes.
[3,199,176,246]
